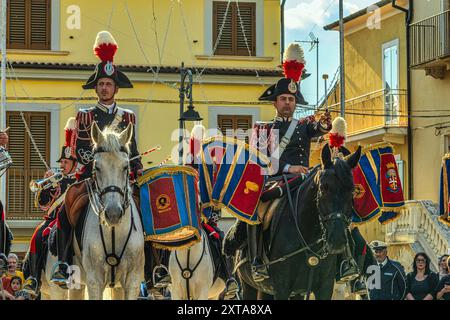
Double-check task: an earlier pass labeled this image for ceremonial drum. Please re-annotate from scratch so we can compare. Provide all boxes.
[199,136,271,225]
[137,165,202,250]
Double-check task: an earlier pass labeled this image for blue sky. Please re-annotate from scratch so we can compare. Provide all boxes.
[284,0,379,106]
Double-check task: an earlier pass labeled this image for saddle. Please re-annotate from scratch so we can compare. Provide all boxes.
[257,174,305,231]
[64,180,89,227]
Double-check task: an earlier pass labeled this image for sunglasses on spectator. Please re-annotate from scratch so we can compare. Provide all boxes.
[415,259,426,263]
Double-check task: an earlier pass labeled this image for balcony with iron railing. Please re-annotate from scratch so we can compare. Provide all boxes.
[410,10,450,78]
[324,88,408,137]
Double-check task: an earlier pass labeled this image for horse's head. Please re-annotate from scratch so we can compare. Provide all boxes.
[91,122,133,227]
[315,144,361,254]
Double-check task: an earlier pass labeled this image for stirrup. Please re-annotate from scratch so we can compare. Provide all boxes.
[224,278,239,300]
[152,265,171,289]
[22,277,39,299]
[351,279,367,295]
[50,262,70,287]
[336,260,359,284]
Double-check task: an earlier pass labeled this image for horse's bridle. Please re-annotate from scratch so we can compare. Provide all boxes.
[91,149,131,217]
[263,168,352,267]
[87,148,135,288]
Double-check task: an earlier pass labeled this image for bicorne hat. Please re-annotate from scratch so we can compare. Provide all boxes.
[83,31,133,89]
[259,43,308,105]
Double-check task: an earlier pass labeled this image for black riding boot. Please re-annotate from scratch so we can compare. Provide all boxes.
[23,252,41,299]
[336,229,359,284]
[247,223,268,282]
[221,255,239,300]
[51,206,73,288]
[209,225,239,299]
[349,227,368,294]
[351,255,368,295]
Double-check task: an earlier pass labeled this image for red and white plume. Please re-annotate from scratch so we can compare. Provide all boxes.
[64,117,76,147]
[93,31,118,63]
[329,117,347,149]
[189,124,206,161]
[282,43,306,82]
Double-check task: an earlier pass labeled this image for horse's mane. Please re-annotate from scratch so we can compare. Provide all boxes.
[93,126,130,154]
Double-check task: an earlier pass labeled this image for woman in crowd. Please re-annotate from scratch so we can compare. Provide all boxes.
[438,254,449,280]
[436,256,450,300]
[405,252,439,300]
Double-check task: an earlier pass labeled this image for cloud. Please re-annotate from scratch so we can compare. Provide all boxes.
[285,0,376,31]
[284,0,332,30]
[344,2,361,14]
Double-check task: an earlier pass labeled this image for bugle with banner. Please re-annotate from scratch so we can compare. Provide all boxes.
[199,136,271,225]
[351,142,405,224]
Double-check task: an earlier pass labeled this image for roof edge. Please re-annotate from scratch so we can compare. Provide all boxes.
[323,0,392,31]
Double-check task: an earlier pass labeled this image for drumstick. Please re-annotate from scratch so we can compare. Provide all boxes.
[130,145,161,161]
[158,155,171,167]
[1,127,9,133]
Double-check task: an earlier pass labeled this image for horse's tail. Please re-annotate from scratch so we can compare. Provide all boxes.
[223,219,247,257]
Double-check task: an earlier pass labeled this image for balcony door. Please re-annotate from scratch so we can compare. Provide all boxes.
[382,39,399,125]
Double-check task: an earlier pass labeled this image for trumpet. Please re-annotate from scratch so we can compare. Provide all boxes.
[29,170,75,193]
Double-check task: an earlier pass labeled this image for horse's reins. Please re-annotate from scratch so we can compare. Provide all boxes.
[175,236,206,300]
[88,150,136,288]
[250,167,349,300]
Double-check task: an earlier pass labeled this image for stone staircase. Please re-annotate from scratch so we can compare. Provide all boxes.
[385,200,450,271]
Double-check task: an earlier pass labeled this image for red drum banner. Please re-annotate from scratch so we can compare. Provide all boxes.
[351,143,405,225]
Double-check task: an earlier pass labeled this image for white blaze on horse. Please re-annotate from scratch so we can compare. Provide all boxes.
[73,122,144,300]
[169,229,225,300]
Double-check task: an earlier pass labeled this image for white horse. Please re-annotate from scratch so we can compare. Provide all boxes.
[72,122,144,300]
[169,229,225,300]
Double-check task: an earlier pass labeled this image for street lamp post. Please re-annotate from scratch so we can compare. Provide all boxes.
[178,62,202,165]
[339,0,345,117]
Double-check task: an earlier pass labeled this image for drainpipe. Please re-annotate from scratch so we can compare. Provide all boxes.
[281,0,287,62]
[392,0,413,200]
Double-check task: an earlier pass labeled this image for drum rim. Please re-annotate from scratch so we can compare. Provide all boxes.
[201,136,272,167]
[137,165,198,186]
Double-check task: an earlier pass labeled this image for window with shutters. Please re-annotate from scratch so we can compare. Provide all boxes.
[218,115,252,143]
[213,1,256,56]
[6,112,50,219]
[7,0,51,50]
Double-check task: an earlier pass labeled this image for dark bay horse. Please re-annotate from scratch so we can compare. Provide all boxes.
[225,144,361,300]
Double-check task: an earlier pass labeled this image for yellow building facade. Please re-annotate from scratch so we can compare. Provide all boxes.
[3,0,283,252]
[321,1,410,247]
[409,0,450,203]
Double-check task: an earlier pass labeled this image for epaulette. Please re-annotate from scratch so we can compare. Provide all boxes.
[117,107,135,115]
[78,107,95,114]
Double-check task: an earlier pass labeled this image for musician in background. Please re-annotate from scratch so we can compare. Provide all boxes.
[23,118,78,296]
